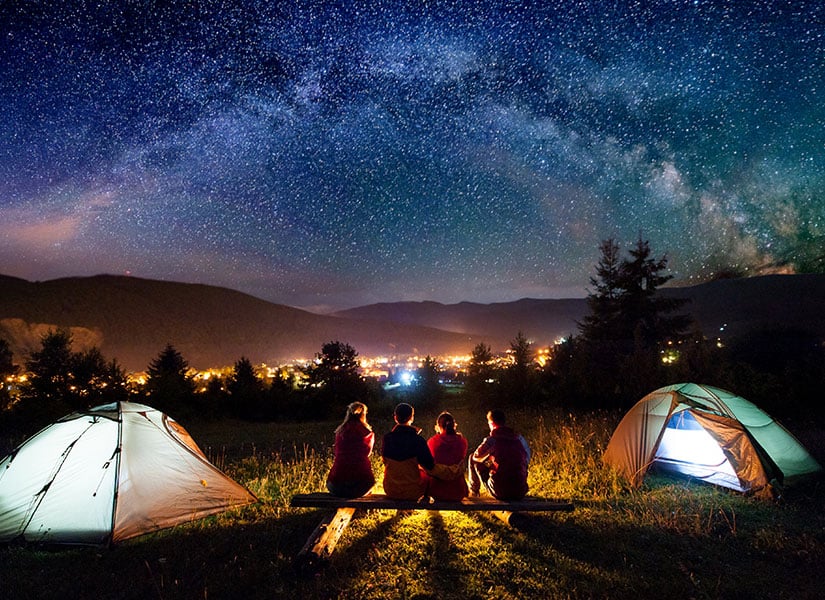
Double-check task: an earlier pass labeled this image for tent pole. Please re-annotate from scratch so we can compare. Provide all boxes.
[107,401,125,547]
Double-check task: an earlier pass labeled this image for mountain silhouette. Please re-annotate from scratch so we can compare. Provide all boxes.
[0,274,486,371]
[2,273,822,371]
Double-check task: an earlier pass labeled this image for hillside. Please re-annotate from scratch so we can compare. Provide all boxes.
[333,297,588,348]
[0,275,487,371]
[334,274,825,346]
[2,273,823,371]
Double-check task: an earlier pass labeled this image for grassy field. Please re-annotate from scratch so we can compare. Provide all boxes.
[2,397,824,599]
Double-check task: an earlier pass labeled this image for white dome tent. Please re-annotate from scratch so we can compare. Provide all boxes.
[603,383,822,495]
[0,401,257,546]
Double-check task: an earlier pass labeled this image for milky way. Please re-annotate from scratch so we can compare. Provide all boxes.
[1,1,823,311]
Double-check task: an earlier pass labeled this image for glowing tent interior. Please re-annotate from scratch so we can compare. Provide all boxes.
[0,402,257,545]
[603,383,822,494]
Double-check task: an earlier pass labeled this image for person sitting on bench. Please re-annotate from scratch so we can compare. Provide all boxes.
[381,403,435,500]
[469,409,531,501]
[326,402,376,498]
[425,411,469,501]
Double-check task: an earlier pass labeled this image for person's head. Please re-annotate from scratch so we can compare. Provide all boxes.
[336,401,370,432]
[346,401,368,423]
[394,402,414,425]
[435,411,457,435]
[487,409,506,431]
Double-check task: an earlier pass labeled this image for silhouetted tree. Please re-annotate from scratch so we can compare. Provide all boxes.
[145,344,196,418]
[580,236,690,350]
[578,238,623,343]
[500,331,540,407]
[268,368,296,421]
[303,341,370,418]
[411,355,442,410]
[228,356,265,420]
[466,342,497,404]
[618,236,692,348]
[69,347,129,409]
[199,374,227,420]
[16,330,123,423]
[558,237,692,408]
[0,338,17,413]
[20,329,75,417]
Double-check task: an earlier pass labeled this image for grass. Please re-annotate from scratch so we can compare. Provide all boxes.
[1,399,824,599]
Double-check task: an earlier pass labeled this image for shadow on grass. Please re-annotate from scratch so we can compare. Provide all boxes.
[0,509,339,600]
[466,493,825,600]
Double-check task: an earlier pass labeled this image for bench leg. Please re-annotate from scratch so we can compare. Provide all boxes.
[295,507,356,576]
[492,510,533,529]
[492,510,512,525]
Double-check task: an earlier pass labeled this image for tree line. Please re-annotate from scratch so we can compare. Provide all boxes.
[3,237,824,432]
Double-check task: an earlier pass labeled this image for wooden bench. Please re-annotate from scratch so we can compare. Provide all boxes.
[290,492,574,573]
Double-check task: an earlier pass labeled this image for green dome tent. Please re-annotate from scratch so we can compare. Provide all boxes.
[0,402,257,546]
[603,383,821,495]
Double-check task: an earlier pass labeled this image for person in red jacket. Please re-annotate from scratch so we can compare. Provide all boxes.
[425,412,469,501]
[326,402,375,497]
[468,409,531,500]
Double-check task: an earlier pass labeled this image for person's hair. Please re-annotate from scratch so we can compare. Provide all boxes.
[394,402,414,424]
[436,411,457,435]
[335,401,370,433]
[487,409,506,426]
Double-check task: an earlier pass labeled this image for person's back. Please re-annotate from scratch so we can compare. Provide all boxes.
[469,410,530,501]
[426,412,469,501]
[483,425,529,500]
[327,402,375,498]
[381,403,435,500]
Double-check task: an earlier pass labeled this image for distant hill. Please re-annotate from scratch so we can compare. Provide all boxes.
[334,274,825,347]
[0,275,487,371]
[333,298,587,348]
[2,273,823,371]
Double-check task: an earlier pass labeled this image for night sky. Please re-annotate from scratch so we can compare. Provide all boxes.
[1,1,823,312]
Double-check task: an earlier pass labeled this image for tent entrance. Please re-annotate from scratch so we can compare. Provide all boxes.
[652,410,746,492]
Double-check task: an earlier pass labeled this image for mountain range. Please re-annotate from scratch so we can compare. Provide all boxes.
[1,273,823,372]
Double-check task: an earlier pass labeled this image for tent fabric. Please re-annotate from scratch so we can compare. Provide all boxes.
[653,411,747,491]
[603,383,821,493]
[0,402,257,545]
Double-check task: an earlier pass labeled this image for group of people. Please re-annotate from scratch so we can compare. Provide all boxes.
[325,401,531,502]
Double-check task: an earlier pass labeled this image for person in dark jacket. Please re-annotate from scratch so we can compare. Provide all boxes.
[326,402,375,497]
[381,402,435,500]
[468,409,531,500]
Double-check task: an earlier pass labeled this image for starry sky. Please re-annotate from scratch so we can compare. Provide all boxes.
[1,1,823,312]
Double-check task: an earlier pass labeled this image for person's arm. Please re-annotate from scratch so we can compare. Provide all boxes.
[416,436,435,471]
[520,435,531,464]
[471,437,492,463]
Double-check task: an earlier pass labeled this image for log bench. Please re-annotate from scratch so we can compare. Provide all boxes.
[290,492,574,574]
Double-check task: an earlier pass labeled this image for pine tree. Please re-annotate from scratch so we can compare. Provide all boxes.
[501,331,538,407]
[303,341,368,417]
[579,238,623,342]
[145,344,195,417]
[22,329,74,407]
[618,236,691,348]
[228,356,264,419]
[466,342,497,403]
[569,237,692,408]
[0,338,17,412]
[412,354,442,410]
